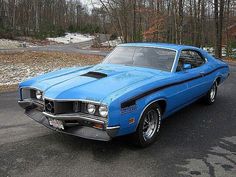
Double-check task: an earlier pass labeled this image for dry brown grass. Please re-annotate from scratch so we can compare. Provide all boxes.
[223,57,236,63]
[0,51,103,65]
[0,51,103,93]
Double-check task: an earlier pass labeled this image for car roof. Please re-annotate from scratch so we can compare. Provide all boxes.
[119,43,201,51]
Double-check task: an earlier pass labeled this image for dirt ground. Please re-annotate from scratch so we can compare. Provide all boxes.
[0,51,103,92]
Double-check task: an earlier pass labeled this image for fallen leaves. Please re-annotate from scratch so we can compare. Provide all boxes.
[0,51,103,92]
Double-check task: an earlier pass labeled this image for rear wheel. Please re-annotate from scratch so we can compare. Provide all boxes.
[133,103,161,147]
[204,82,217,105]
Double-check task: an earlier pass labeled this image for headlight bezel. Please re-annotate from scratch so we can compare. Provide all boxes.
[20,88,44,101]
[35,90,43,100]
[84,101,108,118]
[87,103,96,115]
[99,105,108,118]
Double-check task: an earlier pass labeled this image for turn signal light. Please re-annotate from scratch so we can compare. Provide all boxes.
[93,123,103,130]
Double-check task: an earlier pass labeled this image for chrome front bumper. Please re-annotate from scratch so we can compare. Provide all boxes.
[18,100,120,141]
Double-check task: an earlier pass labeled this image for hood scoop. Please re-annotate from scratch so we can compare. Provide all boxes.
[81,71,107,79]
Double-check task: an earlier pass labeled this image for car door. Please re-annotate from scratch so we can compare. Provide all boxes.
[176,49,211,103]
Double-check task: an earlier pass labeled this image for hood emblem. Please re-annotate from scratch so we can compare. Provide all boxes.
[45,100,54,113]
[46,103,53,112]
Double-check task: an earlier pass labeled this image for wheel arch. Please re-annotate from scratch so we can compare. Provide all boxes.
[215,76,221,86]
[136,99,167,130]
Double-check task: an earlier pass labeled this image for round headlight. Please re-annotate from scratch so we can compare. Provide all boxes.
[99,105,108,118]
[36,90,42,100]
[87,104,96,114]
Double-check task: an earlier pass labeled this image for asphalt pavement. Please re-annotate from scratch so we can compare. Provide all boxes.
[0,65,235,177]
[0,34,110,57]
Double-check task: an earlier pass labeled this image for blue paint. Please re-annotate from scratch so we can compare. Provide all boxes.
[19,43,230,137]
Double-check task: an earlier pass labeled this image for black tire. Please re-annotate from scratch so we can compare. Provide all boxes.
[203,82,217,105]
[133,103,161,147]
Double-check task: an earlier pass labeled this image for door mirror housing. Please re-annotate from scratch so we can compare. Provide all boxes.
[183,63,191,70]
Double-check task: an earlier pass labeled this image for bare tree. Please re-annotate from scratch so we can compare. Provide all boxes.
[0,0,235,54]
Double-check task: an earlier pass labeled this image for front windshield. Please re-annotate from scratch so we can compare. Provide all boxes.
[103,46,176,71]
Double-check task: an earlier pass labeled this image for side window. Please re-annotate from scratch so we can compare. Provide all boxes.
[176,50,205,72]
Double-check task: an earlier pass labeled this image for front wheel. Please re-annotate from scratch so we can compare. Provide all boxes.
[133,103,161,147]
[203,82,217,105]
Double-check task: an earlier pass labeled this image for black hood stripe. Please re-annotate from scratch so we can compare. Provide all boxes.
[121,66,228,108]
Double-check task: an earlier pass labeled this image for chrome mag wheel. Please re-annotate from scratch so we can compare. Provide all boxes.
[133,103,162,147]
[142,109,160,141]
[210,83,217,102]
[203,82,218,105]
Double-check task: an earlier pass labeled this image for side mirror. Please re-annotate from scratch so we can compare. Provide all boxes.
[183,63,191,70]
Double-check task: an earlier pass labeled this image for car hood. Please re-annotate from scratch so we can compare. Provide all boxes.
[20,64,172,104]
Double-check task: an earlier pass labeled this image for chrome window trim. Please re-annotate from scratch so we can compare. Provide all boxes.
[103,45,178,73]
[173,49,208,72]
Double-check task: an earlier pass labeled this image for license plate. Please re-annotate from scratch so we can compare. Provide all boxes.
[48,118,64,130]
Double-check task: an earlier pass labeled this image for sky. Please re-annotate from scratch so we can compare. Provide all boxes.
[81,0,101,10]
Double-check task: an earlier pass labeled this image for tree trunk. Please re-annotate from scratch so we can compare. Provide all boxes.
[226,0,231,57]
[179,0,184,44]
[34,0,39,32]
[218,0,225,57]
[214,0,224,58]
[133,0,136,42]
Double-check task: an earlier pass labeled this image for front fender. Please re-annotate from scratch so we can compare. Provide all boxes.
[107,92,167,137]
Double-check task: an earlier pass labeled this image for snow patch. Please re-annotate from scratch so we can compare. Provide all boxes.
[0,39,21,49]
[47,33,94,44]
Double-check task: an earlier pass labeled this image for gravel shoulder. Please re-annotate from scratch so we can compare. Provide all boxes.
[0,51,103,92]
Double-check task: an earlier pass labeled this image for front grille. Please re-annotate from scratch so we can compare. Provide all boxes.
[43,99,102,116]
[44,99,82,115]
[21,89,102,116]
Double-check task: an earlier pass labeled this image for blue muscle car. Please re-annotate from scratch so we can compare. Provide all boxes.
[18,43,230,147]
